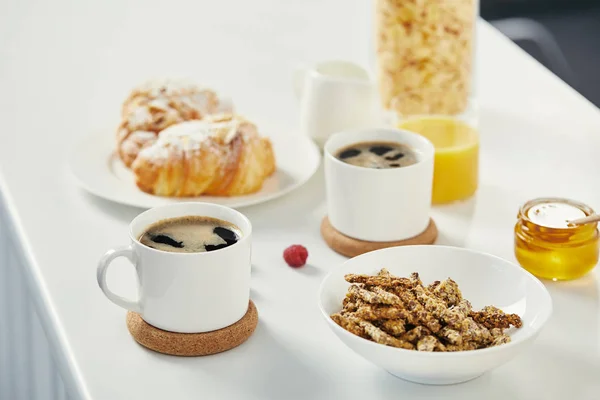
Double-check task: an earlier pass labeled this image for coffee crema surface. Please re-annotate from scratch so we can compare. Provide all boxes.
[335,141,418,169]
[139,216,241,253]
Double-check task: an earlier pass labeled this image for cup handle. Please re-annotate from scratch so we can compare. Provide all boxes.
[292,66,307,100]
[96,245,141,313]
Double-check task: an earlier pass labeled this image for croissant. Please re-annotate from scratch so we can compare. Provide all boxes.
[116,79,223,167]
[131,114,276,197]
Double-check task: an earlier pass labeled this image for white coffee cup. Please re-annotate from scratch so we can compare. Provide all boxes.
[294,60,382,148]
[96,202,252,333]
[324,129,434,242]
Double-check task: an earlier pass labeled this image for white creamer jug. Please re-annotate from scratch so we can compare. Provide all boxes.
[294,60,382,148]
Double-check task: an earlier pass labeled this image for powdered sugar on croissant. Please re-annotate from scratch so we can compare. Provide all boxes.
[131,114,275,197]
[154,117,240,151]
[116,79,225,167]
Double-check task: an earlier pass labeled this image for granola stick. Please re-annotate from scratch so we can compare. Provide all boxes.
[470,305,523,329]
[378,268,392,278]
[429,278,463,306]
[400,326,431,343]
[348,284,400,305]
[460,317,492,345]
[393,288,441,333]
[342,300,360,313]
[490,328,503,338]
[441,299,472,330]
[346,315,415,350]
[345,274,413,288]
[330,313,368,339]
[438,327,463,345]
[489,327,511,346]
[413,285,447,319]
[355,304,413,322]
[370,286,402,304]
[416,335,440,352]
[381,319,407,336]
[409,272,423,287]
[428,280,441,292]
[445,341,479,352]
[491,334,511,346]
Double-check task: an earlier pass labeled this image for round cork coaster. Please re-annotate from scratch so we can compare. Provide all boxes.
[321,217,438,258]
[126,301,258,357]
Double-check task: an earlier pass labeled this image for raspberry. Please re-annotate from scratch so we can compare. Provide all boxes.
[283,245,308,268]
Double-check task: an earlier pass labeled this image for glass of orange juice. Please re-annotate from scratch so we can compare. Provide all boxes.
[398,116,479,204]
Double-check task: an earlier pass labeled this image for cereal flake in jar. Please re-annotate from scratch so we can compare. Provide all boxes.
[514,198,599,281]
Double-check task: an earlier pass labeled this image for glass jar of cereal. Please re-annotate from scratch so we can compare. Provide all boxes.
[375,0,477,118]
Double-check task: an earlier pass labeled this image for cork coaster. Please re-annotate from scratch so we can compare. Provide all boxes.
[321,217,438,258]
[126,301,258,356]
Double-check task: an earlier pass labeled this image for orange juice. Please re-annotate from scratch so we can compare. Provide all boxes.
[399,117,479,204]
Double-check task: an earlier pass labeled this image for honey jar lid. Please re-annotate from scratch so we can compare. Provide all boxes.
[520,198,594,229]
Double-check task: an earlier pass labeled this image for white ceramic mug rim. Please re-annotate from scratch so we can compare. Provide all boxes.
[324,128,435,173]
[128,202,252,256]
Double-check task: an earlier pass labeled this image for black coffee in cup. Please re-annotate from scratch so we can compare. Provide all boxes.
[139,216,241,253]
[335,141,418,169]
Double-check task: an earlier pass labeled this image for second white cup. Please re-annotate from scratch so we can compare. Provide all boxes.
[324,129,434,242]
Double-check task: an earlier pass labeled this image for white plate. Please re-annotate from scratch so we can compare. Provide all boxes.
[70,130,321,209]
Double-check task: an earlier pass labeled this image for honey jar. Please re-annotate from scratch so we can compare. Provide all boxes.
[515,198,599,281]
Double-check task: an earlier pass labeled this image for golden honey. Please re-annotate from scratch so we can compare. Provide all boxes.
[515,198,599,281]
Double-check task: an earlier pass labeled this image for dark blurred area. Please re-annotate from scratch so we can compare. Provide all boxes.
[483,0,600,107]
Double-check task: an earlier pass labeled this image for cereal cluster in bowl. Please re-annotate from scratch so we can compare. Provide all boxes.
[375,0,476,116]
[331,269,522,352]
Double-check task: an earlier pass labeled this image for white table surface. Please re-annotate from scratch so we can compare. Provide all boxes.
[1,1,600,399]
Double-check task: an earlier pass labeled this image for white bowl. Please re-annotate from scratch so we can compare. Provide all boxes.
[318,245,552,385]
